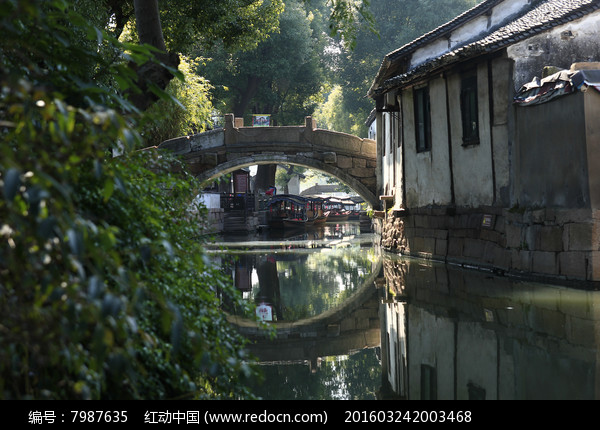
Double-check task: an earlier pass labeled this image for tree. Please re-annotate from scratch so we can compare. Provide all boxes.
[0,0,261,399]
[317,0,481,136]
[203,0,326,125]
[107,0,374,116]
[141,56,215,146]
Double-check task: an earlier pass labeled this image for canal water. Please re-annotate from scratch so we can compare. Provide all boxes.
[208,221,600,400]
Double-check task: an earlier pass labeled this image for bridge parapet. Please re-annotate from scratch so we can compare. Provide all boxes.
[158,114,378,206]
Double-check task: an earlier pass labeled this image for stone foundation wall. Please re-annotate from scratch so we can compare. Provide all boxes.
[201,208,224,234]
[375,206,600,286]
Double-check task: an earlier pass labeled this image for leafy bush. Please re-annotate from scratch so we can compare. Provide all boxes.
[0,0,258,399]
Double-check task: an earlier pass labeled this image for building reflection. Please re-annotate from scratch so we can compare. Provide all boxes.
[378,255,600,400]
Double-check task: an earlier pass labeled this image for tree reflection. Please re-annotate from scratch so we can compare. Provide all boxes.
[274,249,374,320]
[249,348,381,400]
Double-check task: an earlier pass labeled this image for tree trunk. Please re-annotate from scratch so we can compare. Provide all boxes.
[129,0,180,111]
[254,164,277,193]
[134,0,166,50]
[233,75,261,118]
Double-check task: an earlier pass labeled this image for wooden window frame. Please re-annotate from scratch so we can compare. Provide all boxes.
[460,72,480,146]
[413,85,431,153]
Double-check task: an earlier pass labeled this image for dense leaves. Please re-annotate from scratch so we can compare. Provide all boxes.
[203,0,327,125]
[315,0,482,136]
[0,0,259,399]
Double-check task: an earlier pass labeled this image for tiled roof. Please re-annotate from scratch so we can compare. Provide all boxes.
[370,0,600,96]
[386,0,503,61]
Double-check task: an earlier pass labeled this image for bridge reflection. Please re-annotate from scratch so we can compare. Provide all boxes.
[230,250,600,399]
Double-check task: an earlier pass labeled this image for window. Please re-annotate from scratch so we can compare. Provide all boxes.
[420,364,437,400]
[460,73,480,145]
[413,86,431,152]
[382,114,388,156]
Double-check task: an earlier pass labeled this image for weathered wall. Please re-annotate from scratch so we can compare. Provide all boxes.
[449,63,495,208]
[507,12,600,92]
[514,91,589,208]
[400,79,454,208]
[376,205,600,285]
[585,89,600,210]
[392,58,509,210]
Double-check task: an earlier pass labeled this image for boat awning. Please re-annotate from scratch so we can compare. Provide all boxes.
[267,194,309,206]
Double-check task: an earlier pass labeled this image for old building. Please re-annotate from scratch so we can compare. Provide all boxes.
[368,0,600,285]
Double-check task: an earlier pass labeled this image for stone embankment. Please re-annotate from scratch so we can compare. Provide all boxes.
[375,206,600,286]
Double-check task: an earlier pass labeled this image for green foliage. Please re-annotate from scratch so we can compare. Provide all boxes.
[141,56,215,146]
[325,0,377,50]
[203,0,327,125]
[159,0,285,54]
[313,85,354,132]
[316,0,481,136]
[0,0,259,399]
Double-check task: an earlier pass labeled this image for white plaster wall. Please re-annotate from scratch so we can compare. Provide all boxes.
[446,15,489,51]
[447,64,494,207]
[488,0,529,28]
[401,78,452,208]
[456,321,498,400]
[410,0,531,70]
[428,78,453,205]
[394,144,404,208]
[411,38,450,69]
[368,121,376,140]
[408,307,455,400]
[382,112,395,197]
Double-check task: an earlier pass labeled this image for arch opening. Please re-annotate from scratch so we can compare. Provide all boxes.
[195,154,377,208]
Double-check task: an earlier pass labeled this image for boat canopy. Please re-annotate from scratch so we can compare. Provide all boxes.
[267,194,310,206]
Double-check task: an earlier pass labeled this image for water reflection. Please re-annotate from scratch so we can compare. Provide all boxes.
[211,222,600,400]
[379,255,600,400]
[210,222,379,321]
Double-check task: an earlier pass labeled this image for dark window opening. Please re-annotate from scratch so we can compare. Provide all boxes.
[420,364,437,400]
[460,73,480,146]
[414,86,431,152]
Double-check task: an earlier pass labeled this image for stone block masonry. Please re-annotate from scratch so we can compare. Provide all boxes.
[376,206,600,287]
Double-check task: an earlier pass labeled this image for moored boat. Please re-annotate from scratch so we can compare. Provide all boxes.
[326,211,350,222]
[267,194,311,229]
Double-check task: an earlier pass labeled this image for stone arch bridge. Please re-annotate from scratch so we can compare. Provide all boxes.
[157,114,378,207]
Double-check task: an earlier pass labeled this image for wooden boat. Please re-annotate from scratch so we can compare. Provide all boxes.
[283,217,309,229]
[306,197,328,227]
[322,197,350,222]
[326,210,350,222]
[267,194,311,229]
[312,210,329,225]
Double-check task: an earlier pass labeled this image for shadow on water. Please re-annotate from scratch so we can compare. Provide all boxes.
[209,222,600,400]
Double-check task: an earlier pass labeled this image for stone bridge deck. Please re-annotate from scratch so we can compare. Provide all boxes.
[157,114,378,206]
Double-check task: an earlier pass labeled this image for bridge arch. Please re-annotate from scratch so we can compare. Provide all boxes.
[197,154,377,207]
[156,114,378,207]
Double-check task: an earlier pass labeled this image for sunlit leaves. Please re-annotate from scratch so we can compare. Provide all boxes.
[0,0,258,400]
[141,56,215,146]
